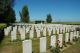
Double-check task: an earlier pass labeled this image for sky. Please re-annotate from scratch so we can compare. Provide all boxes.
[13,0,80,22]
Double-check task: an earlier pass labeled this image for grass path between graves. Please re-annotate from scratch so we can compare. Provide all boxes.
[61,38,80,53]
[0,36,22,53]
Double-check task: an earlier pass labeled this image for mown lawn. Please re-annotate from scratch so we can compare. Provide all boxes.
[0,35,51,53]
[61,38,80,53]
[52,22,80,25]
[0,35,80,53]
[0,23,80,53]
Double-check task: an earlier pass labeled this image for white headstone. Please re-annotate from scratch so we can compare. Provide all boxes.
[36,30,40,38]
[53,28,56,34]
[65,33,69,42]
[4,26,11,36]
[48,30,52,36]
[47,27,52,36]
[4,29,8,36]
[43,27,46,36]
[56,28,59,34]
[60,27,63,33]
[26,27,30,34]
[73,31,77,37]
[11,30,16,41]
[58,34,63,47]
[51,35,56,47]
[73,31,77,39]
[23,40,32,53]
[40,37,46,53]
[70,32,74,42]
[63,27,65,33]
[29,30,34,39]
[20,30,25,40]
[76,31,79,38]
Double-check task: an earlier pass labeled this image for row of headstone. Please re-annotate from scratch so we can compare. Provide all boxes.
[22,30,80,53]
[4,26,12,36]
[22,37,46,53]
[11,26,17,41]
[4,24,80,53]
[4,24,80,41]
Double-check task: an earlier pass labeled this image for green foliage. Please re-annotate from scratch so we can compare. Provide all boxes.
[0,0,16,23]
[20,5,30,23]
[46,14,52,23]
[5,7,16,23]
[0,0,14,13]
[73,37,78,42]
[49,46,60,53]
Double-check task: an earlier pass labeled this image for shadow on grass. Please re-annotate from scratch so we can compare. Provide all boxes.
[0,28,5,44]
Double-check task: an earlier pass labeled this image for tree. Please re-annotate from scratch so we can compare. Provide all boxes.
[0,0,16,43]
[0,0,16,23]
[20,5,30,23]
[46,14,52,23]
[4,6,16,23]
[19,11,22,22]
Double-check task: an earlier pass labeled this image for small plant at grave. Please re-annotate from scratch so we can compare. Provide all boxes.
[67,39,73,45]
[67,42,73,45]
[73,37,78,42]
[63,41,67,47]
[49,46,60,53]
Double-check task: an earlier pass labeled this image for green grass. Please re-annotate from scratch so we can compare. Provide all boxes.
[0,29,80,53]
[0,23,80,53]
[61,38,80,53]
[0,35,80,53]
[0,29,54,53]
[52,22,80,25]
[0,23,6,29]
[11,22,80,25]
